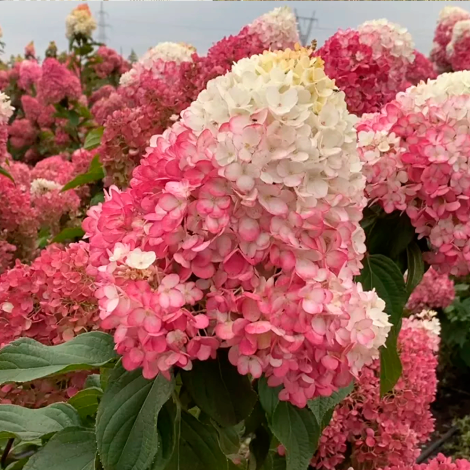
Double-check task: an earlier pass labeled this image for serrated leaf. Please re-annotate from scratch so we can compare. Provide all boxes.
[68,387,102,422]
[181,351,257,428]
[96,362,174,470]
[406,242,425,297]
[61,155,104,192]
[0,332,117,385]
[84,127,104,151]
[165,411,233,470]
[23,427,96,470]
[151,401,177,470]
[270,402,317,470]
[356,255,407,395]
[258,377,280,420]
[0,166,14,183]
[51,227,85,244]
[0,403,80,441]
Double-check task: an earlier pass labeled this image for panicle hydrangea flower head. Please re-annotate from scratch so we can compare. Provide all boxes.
[386,454,470,470]
[406,268,455,314]
[0,92,13,125]
[18,60,42,91]
[317,19,415,116]
[430,6,470,73]
[94,46,129,80]
[85,45,390,408]
[65,4,97,40]
[447,19,470,71]
[0,240,15,275]
[406,50,437,86]
[358,71,470,275]
[312,315,439,469]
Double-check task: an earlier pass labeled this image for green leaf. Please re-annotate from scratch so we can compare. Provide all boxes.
[405,242,425,297]
[165,411,233,470]
[249,426,271,470]
[260,453,286,470]
[213,422,243,458]
[270,402,317,470]
[181,350,257,428]
[95,362,174,470]
[151,401,177,470]
[68,387,102,422]
[258,377,280,421]
[61,155,104,192]
[23,427,96,470]
[51,227,85,244]
[85,374,101,389]
[0,332,117,385]
[0,403,80,441]
[84,127,104,151]
[90,192,105,206]
[0,166,14,183]
[356,254,407,395]
[37,228,50,249]
[68,110,80,128]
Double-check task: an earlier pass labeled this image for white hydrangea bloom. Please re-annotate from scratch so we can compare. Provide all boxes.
[65,5,97,40]
[0,93,13,124]
[30,179,63,196]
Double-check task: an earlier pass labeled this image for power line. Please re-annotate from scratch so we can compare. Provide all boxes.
[295,9,318,46]
[97,3,111,44]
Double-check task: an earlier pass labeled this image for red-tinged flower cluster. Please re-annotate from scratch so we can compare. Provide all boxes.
[317,19,415,116]
[406,268,455,314]
[83,48,392,408]
[96,7,299,187]
[406,50,437,87]
[447,20,470,72]
[430,6,470,73]
[0,240,16,274]
[93,46,129,80]
[17,59,42,91]
[37,58,82,105]
[358,72,470,275]
[0,242,99,347]
[386,454,470,470]
[312,315,439,470]
[0,372,89,408]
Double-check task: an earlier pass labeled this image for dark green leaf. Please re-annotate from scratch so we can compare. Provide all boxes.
[68,387,102,422]
[356,254,406,395]
[85,374,101,389]
[61,156,105,192]
[84,128,104,151]
[249,426,270,470]
[258,377,280,420]
[151,401,177,470]
[0,332,117,385]
[95,362,174,470]
[260,453,286,470]
[90,192,105,206]
[37,228,50,249]
[213,422,243,458]
[406,242,425,297]
[23,427,96,470]
[181,350,257,428]
[99,367,112,391]
[165,411,232,470]
[270,402,317,470]
[68,110,80,127]
[0,403,80,441]
[0,166,14,183]
[51,227,85,244]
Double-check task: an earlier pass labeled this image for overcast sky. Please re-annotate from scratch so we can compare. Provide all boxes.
[1,1,469,60]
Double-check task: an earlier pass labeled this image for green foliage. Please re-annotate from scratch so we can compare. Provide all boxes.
[444,416,470,460]
[51,227,85,244]
[0,166,14,183]
[84,128,103,151]
[61,155,105,192]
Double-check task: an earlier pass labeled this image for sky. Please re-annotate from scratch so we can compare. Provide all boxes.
[0,1,469,60]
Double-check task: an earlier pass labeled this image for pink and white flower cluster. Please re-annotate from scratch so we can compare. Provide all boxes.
[0,92,13,164]
[312,313,440,470]
[446,19,470,72]
[84,47,391,408]
[406,268,455,314]
[65,4,97,40]
[386,454,470,470]
[406,51,437,87]
[358,71,470,275]
[431,6,470,73]
[317,19,415,116]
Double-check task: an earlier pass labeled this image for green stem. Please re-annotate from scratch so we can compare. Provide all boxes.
[1,438,14,469]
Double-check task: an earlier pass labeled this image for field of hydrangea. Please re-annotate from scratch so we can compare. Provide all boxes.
[2,3,470,470]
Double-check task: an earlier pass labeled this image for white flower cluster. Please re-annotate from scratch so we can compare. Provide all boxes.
[248,6,299,51]
[30,178,63,196]
[65,5,97,40]
[0,93,13,125]
[120,41,196,86]
[438,5,470,23]
[397,70,470,106]
[183,47,365,216]
[407,309,441,351]
[358,19,415,62]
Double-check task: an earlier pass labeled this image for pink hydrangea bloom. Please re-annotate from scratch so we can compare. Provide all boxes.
[430,6,470,73]
[406,51,437,86]
[8,118,37,149]
[406,268,455,313]
[37,58,82,105]
[358,72,470,275]
[386,454,470,470]
[0,240,15,274]
[18,59,42,91]
[0,242,99,347]
[312,314,439,470]
[447,20,470,72]
[84,48,391,408]
[317,19,415,116]
[93,46,129,79]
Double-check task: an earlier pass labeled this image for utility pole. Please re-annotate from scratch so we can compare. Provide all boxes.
[295,10,318,46]
[97,3,111,45]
